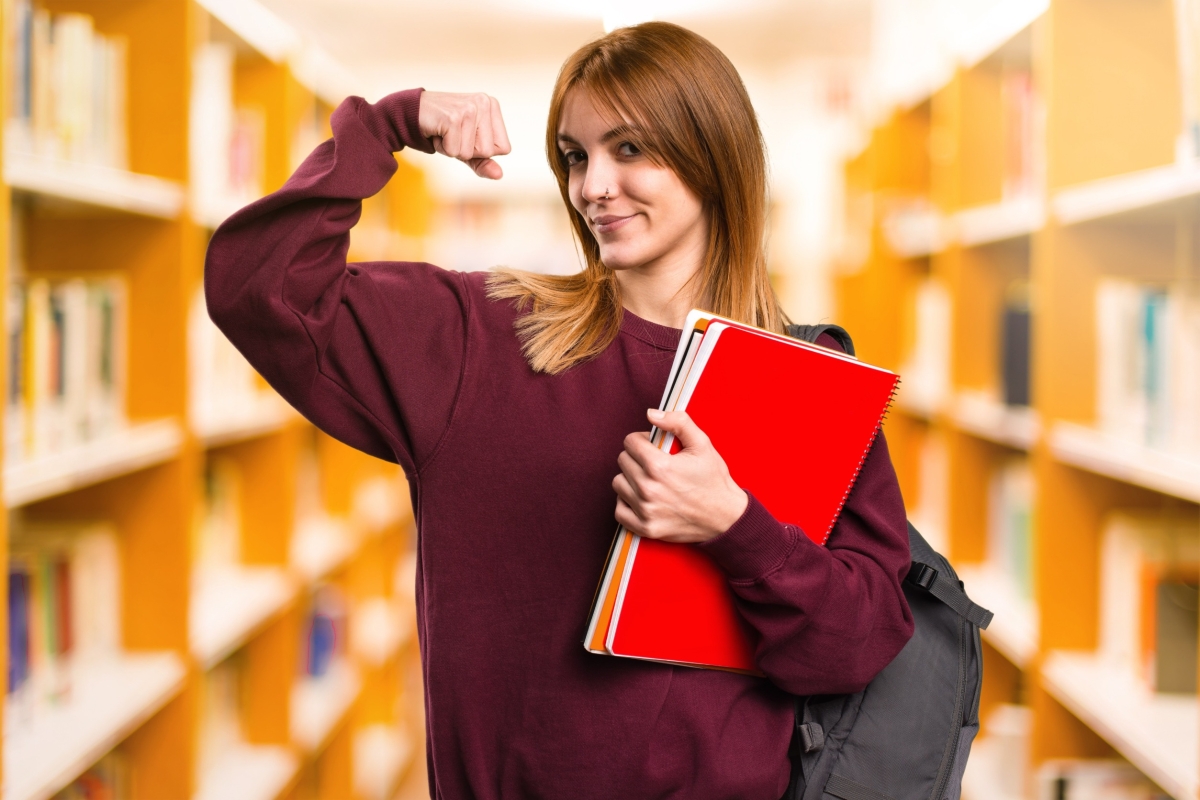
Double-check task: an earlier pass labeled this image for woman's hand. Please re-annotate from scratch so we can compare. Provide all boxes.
[612,409,749,544]
[418,91,511,180]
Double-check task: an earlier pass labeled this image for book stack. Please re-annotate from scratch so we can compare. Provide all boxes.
[189,43,265,226]
[987,458,1035,600]
[1000,281,1032,407]
[197,656,243,779]
[189,287,280,433]
[897,277,951,414]
[585,310,898,672]
[7,521,120,736]
[1036,759,1169,800]
[7,0,128,169]
[5,276,126,465]
[1094,281,1200,454]
[194,458,241,574]
[1099,512,1200,693]
[304,585,346,680]
[1001,67,1038,199]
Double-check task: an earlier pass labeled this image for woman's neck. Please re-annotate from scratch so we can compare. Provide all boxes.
[613,252,703,330]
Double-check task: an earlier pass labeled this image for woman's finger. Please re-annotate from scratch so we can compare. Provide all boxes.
[471,95,494,158]
[623,431,668,477]
[468,157,503,180]
[489,95,512,155]
[616,450,651,499]
[614,499,645,535]
[456,102,478,161]
[612,471,646,515]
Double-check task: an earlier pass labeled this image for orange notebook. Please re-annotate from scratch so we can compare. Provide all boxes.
[584,312,898,673]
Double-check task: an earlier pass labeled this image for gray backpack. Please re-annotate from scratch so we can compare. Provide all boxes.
[784,324,994,800]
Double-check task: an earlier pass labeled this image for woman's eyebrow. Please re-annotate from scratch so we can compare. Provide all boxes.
[556,133,582,148]
[600,125,636,144]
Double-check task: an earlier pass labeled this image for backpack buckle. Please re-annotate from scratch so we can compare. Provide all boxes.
[908,562,938,590]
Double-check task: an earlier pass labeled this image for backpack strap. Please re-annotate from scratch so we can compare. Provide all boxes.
[784,323,856,357]
[905,561,994,630]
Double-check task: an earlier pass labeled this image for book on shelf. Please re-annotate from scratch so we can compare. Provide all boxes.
[50,751,128,800]
[585,310,898,673]
[7,521,120,736]
[1099,512,1200,693]
[304,584,346,679]
[987,457,1035,600]
[1036,759,1169,800]
[1175,0,1200,161]
[194,458,242,574]
[6,275,126,464]
[189,42,265,223]
[897,277,951,413]
[1001,67,1038,200]
[1094,280,1200,455]
[198,656,244,778]
[1000,281,1032,407]
[7,1,128,169]
[188,287,273,430]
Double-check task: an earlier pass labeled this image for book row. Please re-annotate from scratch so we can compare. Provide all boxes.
[1095,280,1200,456]
[5,276,126,465]
[7,0,128,169]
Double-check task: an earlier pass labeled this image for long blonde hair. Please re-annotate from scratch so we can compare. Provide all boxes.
[486,22,787,374]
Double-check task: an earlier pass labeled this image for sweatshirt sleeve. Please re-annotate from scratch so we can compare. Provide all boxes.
[204,89,464,475]
[697,336,914,696]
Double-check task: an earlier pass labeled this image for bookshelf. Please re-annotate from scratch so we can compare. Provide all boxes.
[1,3,427,800]
[842,0,1200,796]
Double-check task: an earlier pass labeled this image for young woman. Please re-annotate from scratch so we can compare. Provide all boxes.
[206,22,913,800]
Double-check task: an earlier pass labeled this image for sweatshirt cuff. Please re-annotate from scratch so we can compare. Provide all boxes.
[698,493,798,582]
[357,89,436,154]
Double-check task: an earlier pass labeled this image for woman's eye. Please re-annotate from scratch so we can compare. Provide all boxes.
[562,150,586,167]
[617,141,641,157]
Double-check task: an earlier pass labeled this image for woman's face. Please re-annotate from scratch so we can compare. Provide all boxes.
[557,89,708,275]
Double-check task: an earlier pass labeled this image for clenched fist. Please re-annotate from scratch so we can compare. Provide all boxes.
[418,91,512,180]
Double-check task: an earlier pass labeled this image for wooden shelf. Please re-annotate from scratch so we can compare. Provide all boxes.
[952,196,1045,247]
[4,148,184,219]
[1048,422,1200,504]
[191,191,256,231]
[291,516,358,584]
[194,744,299,800]
[351,598,413,666]
[951,392,1040,451]
[881,204,949,258]
[1052,162,1200,226]
[1040,652,1197,800]
[958,563,1038,669]
[3,653,186,800]
[194,0,300,62]
[4,419,185,507]
[193,393,296,449]
[190,567,297,668]
[354,725,413,800]
[291,661,361,753]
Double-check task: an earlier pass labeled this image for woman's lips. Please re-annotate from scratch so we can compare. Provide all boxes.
[592,214,635,235]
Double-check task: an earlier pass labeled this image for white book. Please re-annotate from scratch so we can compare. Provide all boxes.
[1095,279,1146,442]
[85,278,127,439]
[55,279,89,449]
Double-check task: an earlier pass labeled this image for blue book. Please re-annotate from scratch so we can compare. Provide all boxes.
[9,567,30,693]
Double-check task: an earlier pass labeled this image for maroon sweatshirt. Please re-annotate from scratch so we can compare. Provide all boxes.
[205,89,914,800]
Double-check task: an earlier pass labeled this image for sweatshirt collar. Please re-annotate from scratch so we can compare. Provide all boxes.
[620,308,683,351]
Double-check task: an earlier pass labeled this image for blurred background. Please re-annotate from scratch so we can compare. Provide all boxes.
[1,0,1198,799]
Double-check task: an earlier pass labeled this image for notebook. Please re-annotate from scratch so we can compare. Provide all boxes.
[584,312,899,673]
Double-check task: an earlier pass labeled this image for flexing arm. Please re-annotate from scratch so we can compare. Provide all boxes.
[204,89,508,472]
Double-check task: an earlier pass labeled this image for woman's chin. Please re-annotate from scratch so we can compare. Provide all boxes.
[598,247,648,272]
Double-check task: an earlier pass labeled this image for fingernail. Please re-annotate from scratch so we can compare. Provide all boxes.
[647,409,664,421]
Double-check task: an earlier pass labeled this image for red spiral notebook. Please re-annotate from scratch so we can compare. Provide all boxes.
[584,311,899,673]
